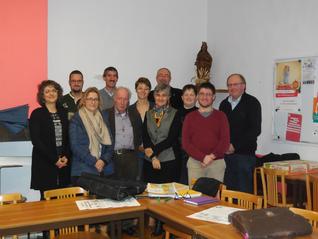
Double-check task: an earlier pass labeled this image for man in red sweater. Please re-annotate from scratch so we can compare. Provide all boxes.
[182,82,230,185]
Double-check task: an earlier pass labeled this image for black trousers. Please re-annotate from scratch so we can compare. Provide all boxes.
[143,159,177,183]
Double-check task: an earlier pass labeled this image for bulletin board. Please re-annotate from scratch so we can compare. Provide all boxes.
[273,57,318,144]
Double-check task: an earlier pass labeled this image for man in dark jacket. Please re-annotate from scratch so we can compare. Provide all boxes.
[104,87,142,181]
[219,73,262,193]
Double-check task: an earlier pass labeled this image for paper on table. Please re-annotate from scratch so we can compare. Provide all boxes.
[187,205,244,224]
[76,197,140,210]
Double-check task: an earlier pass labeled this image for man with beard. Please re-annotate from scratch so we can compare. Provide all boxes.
[99,66,118,110]
[182,82,230,184]
[61,70,84,120]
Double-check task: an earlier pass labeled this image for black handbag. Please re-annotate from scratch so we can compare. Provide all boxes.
[77,173,147,201]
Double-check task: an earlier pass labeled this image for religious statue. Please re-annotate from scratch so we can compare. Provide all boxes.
[194,42,213,85]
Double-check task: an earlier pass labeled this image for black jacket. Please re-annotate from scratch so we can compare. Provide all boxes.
[29,105,71,190]
[219,93,261,155]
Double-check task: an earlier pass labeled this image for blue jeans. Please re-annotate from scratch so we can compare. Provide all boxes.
[224,154,256,193]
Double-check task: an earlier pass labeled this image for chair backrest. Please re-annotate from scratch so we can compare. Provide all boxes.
[306,174,318,212]
[0,193,23,205]
[44,187,89,238]
[44,187,88,200]
[289,207,318,229]
[260,167,289,208]
[221,189,263,209]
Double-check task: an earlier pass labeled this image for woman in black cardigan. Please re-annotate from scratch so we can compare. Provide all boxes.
[29,80,71,200]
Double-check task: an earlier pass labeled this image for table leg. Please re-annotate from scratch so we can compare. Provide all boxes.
[110,221,116,239]
[139,212,145,239]
[116,221,122,239]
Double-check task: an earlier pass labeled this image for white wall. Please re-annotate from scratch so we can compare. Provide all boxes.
[48,0,207,102]
[0,0,207,200]
[207,0,318,161]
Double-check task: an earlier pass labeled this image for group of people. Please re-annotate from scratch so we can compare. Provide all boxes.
[29,66,262,203]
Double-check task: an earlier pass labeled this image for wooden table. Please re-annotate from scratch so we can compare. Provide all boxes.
[193,224,318,239]
[138,198,235,236]
[0,197,146,238]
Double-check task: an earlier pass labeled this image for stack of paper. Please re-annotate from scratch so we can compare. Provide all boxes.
[76,197,140,210]
[146,182,201,198]
[187,205,244,224]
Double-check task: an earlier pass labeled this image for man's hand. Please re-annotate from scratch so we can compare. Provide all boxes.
[201,154,216,168]
[152,157,161,170]
[225,144,235,154]
[95,159,105,173]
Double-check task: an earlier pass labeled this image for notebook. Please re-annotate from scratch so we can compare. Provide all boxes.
[184,196,219,205]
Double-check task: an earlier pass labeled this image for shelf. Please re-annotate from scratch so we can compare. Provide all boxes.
[215,89,228,93]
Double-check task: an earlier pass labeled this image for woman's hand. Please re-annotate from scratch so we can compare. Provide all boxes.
[56,156,68,168]
[152,157,161,170]
[95,159,105,173]
[145,148,154,158]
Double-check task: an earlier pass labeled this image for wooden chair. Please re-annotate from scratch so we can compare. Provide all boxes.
[0,193,24,239]
[44,187,108,239]
[163,224,191,239]
[306,174,318,211]
[253,167,262,195]
[260,167,293,208]
[289,207,318,229]
[221,189,263,209]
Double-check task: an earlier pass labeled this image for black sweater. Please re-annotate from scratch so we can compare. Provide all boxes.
[219,93,261,155]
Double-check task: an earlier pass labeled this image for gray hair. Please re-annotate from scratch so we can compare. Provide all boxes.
[114,86,132,99]
[154,83,171,97]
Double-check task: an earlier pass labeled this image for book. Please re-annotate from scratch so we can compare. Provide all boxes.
[184,196,219,206]
[146,182,189,198]
[175,189,202,199]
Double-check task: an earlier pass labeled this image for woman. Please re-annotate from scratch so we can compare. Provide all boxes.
[30,80,70,200]
[179,84,198,184]
[69,87,113,185]
[129,77,153,181]
[142,83,181,184]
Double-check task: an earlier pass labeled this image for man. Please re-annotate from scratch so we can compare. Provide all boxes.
[99,66,118,110]
[104,87,142,181]
[182,82,230,184]
[61,70,84,120]
[219,73,261,193]
[148,67,183,109]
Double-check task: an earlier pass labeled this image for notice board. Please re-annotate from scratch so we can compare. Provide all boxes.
[273,57,318,144]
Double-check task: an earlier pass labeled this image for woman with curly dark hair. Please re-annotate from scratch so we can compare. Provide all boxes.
[29,80,71,200]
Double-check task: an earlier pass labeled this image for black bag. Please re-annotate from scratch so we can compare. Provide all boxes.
[77,173,147,201]
[192,177,221,197]
[229,207,312,239]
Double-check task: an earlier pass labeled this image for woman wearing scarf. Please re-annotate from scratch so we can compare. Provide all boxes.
[69,87,113,185]
[142,83,181,183]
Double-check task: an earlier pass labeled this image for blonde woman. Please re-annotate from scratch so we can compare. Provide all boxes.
[69,87,113,185]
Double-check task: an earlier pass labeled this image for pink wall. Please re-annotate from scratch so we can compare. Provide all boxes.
[0,0,47,113]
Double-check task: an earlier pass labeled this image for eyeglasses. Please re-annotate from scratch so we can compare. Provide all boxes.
[198,92,213,97]
[86,98,99,102]
[174,191,191,200]
[227,82,244,87]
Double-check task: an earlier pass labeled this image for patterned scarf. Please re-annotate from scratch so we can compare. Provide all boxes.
[152,105,169,127]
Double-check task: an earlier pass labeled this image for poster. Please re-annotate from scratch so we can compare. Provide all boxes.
[274,60,301,111]
[273,56,318,144]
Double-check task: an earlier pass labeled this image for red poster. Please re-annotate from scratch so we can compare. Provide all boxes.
[286,113,302,142]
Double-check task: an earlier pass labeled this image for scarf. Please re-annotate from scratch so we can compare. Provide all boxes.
[152,105,169,127]
[79,107,112,159]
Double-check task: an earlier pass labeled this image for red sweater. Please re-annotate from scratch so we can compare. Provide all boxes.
[182,109,230,162]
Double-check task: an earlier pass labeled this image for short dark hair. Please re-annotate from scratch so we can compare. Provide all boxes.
[197,82,215,95]
[182,84,197,95]
[69,70,83,81]
[103,66,118,77]
[154,83,171,97]
[226,73,246,85]
[135,77,151,90]
[37,80,63,106]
